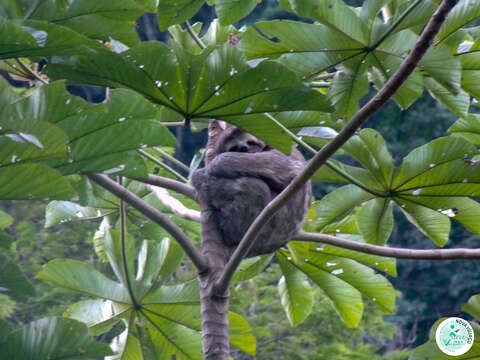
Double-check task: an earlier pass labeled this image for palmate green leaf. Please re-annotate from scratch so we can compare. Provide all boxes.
[0,163,75,200]
[450,114,480,145]
[284,249,395,326]
[29,0,145,46]
[425,77,470,118]
[410,320,480,360]
[277,252,314,327]
[238,20,363,79]
[315,185,376,230]
[216,0,258,25]
[157,0,205,30]
[37,259,129,302]
[357,198,394,245]
[0,253,35,302]
[47,42,332,151]
[0,317,113,360]
[49,238,254,358]
[0,19,104,59]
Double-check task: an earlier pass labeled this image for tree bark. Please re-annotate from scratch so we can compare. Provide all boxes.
[197,120,230,359]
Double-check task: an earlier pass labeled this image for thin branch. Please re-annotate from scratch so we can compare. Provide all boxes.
[146,184,201,222]
[132,174,197,200]
[87,173,208,273]
[265,113,387,197]
[118,177,140,308]
[137,149,189,182]
[15,58,47,84]
[310,82,330,88]
[153,147,190,172]
[296,231,480,260]
[213,0,459,296]
[314,73,336,81]
[184,21,206,49]
[161,121,186,127]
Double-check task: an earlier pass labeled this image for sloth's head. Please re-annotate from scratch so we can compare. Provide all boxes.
[216,127,268,154]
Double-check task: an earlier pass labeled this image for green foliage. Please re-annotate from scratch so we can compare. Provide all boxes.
[231,265,407,360]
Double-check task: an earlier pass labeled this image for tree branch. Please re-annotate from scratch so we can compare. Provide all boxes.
[87,173,208,273]
[296,231,480,260]
[132,174,197,201]
[213,0,459,296]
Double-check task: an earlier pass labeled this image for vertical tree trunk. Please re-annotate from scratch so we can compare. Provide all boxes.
[198,120,230,359]
[198,206,230,359]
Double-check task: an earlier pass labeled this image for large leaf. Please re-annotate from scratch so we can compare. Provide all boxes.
[0,19,104,59]
[46,42,332,152]
[239,20,364,79]
[37,259,129,302]
[277,253,314,327]
[0,317,113,359]
[29,1,145,46]
[357,198,394,245]
[11,82,177,176]
[280,0,367,44]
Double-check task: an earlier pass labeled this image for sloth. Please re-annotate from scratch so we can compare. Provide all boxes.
[191,126,312,257]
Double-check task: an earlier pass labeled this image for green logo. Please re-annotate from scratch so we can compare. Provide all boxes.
[435,317,474,356]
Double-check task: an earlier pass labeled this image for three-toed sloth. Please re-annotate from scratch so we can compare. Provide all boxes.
[192,126,312,257]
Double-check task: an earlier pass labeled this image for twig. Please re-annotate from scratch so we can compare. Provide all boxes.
[137,149,188,182]
[184,21,206,49]
[153,147,190,172]
[15,58,47,84]
[295,231,480,260]
[87,173,208,272]
[132,174,197,200]
[118,177,139,308]
[213,0,459,296]
[160,121,186,127]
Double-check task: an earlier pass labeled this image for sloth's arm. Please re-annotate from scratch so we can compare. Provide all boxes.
[207,150,304,192]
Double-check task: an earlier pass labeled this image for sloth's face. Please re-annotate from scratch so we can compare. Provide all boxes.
[224,132,265,153]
